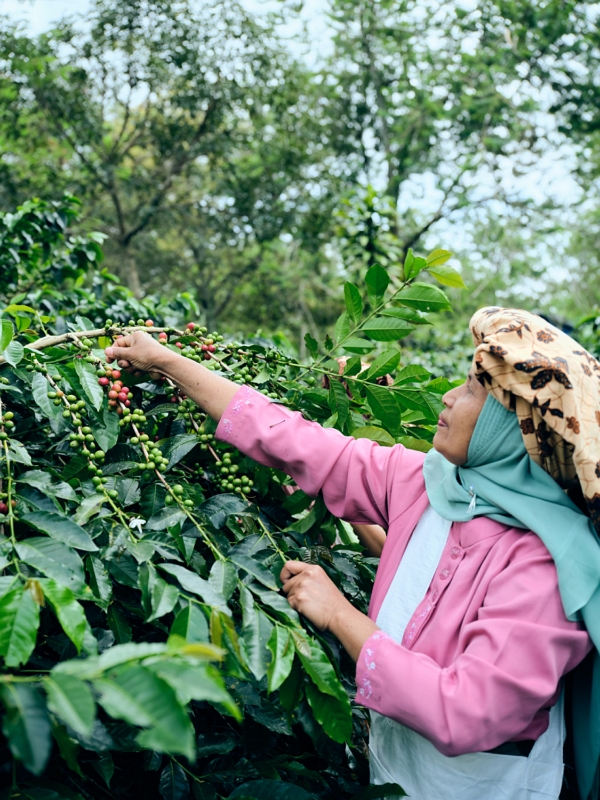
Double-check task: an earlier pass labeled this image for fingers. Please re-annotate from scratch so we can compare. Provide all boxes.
[280,560,312,584]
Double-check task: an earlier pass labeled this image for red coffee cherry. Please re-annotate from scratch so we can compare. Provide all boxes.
[98,377,109,386]
[145,320,154,327]
[187,322,195,331]
[112,369,121,379]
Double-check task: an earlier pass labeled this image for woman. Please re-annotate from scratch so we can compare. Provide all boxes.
[105,307,600,800]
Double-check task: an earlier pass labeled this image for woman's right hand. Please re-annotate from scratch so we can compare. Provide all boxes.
[105,331,171,378]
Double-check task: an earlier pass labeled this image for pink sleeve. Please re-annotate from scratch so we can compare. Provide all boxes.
[215,386,425,528]
[356,538,592,756]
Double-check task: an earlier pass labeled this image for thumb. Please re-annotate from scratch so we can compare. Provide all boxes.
[105,336,131,363]
[280,560,309,584]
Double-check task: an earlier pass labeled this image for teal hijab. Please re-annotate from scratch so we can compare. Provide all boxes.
[424,395,600,800]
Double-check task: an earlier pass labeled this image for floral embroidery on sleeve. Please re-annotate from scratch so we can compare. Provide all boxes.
[357,631,390,700]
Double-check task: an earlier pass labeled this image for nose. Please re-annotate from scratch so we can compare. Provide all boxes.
[442,386,459,408]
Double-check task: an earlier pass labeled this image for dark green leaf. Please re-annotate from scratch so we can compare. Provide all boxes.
[394,364,430,384]
[365,385,401,432]
[149,662,237,712]
[344,282,363,324]
[39,579,87,652]
[74,359,103,411]
[240,585,273,681]
[198,493,252,529]
[158,564,229,612]
[86,555,113,609]
[229,552,278,591]
[141,483,167,518]
[305,679,352,743]
[366,349,400,380]
[170,602,209,643]
[363,317,414,341]
[397,282,451,312]
[157,433,199,470]
[266,626,294,693]
[15,538,85,592]
[304,332,318,359]
[44,674,96,738]
[22,511,97,552]
[328,380,349,429]
[297,642,346,702]
[365,264,389,306]
[342,337,375,354]
[0,683,51,775]
[92,406,120,453]
[159,761,190,800]
[352,783,407,799]
[4,340,24,367]
[208,561,237,601]
[333,311,351,343]
[18,470,76,501]
[0,587,40,667]
[229,780,314,799]
[94,666,195,760]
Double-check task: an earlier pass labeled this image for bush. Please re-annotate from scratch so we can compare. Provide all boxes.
[0,198,460,799]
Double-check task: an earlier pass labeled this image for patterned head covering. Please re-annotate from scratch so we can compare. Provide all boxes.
[470,306,600,535]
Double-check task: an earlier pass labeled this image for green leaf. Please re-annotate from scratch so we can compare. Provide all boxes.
[170,602,209,643]
[0,319,13,353]
[427,262,466,288]
[74,359,103,411]
[146,508,186,531]
[297,642,346,702]
[333,311,351,343]
[266,626,295,692]
[86,556,113,609]
[208,561,237,602]
[197,493,252,529]
[3,340,24,367]
[141,483,167,518]
[394,364,430,384]
[365,385,401,432]
[397,282,451,312]
[18,469,76,501]
[91,406,120,453]
[304,332,318,359]
[157,433,199,470]
[229,780,314,800]
[305,679,352,743]
[396,435,434,453]
[365,264,389,306]
[342,337,376,354]
[403,248,421,280]
[425,248,453,267]
[55,642,167,678]
[239,585,273,681]
[351,425,396,446]
[148,661,234,709]
[0,587,40,667]
[44,674,95,738]
[379,307,432,325]
[140,563,180,622]
[39,579,88,652]
[107,605,132,644]
[229,551,278,591]
[0,684,51,775]
[366,349,400,380]
[157,564,230,612]
[6,439,32,465]
[363,317,414,342]
[344,282,363,324]
[31,373,67,433]
[94,666,195,760]
[73,494,105,525]
[328,379,349,429]
[15,538,85,592]
[159,761,190,800]
[22,511,98,552]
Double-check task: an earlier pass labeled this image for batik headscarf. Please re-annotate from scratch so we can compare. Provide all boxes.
[469,307,600,800]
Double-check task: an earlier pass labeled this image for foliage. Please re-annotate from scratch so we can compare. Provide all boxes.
[0,198,462,798]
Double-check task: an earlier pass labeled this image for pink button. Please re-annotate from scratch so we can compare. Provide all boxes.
[451,547,461,559]
[440,568,450,580]
[431,589,439,601]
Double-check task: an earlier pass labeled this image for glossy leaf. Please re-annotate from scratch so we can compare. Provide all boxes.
[208,561,237,602]
[94,666,195,760]
[229,552,278,591]
[328,379,349,429]
[344,282,363,324]
[44,673,96,738]
[425,248,452,267]
[18,469,76,501]
[266,626,295,692]
[304,332,318,359]
[240,585,273,681]
[158,433,199,470]
[39,578,88,652]
[363,317,414,341]
[170,602,209,643]
[333,310,351,343]
[229,780,314,799]
[0,587,40,667]
[365,264,389,306]
[351,426,396,446]
[0,318,13,352]
[15,538,86,592]
[158,563,230,612]
[91,406,120,452]
[427,262,466,288]
[365,384,401,432]
[74,359,103,410]
[366,349,400,380]
[397,282,451,312]
[22,511,98,552]
[305,679,352,743]
[148,661,235,709]
[0,683,51,775]
[159,761,190,800]
[4,340,24,367]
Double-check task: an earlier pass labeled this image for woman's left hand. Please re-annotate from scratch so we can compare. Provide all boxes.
[280,561,348,631]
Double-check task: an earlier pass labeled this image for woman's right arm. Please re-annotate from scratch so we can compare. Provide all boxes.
[105,332,424,530]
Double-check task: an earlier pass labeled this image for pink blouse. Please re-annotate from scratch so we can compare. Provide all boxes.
[216,386,592,756]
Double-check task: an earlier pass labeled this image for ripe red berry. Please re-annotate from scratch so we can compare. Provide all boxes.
[113,382,123,391]
[117,406,123,415]
[187,322,195,331]
[120,386,129,394]
[98,377,109,386]
[0,502,8,515]
[159,332,168,341]
[170,396,178,403]
[108,399,118,407]
[145,319,154,327]
[204,352,211,360]
[108,390,118,399]
[207,344,216,353]
[112,370,121,379]
[201,344,208,351]
[175,342,183,349]
[118,392,128,402]
[125,399,131,407]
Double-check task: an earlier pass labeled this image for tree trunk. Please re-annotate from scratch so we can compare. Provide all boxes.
[124,246,142,299]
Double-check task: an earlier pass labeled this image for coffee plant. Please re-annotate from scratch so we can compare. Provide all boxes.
[0,198,464,800]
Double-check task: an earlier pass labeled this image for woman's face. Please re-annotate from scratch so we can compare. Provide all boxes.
[433,371,488,465]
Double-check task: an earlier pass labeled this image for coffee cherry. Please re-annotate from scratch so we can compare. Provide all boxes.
[98,377,109,386]
[0,502,8,515]
[173,484,184,496]
[112,370,121,379]
[165,494,174,505]
[145,320,154,327]
[187,322,195,331]
[159,332,168,341]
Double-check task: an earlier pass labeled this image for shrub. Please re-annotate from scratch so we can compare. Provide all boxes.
[0,198,460,799]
